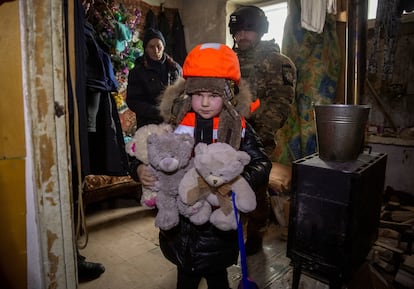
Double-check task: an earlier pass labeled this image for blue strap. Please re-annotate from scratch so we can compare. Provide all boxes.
[232,191,249,289]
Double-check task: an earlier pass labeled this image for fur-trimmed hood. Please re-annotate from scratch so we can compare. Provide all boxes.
[159,77,253,126]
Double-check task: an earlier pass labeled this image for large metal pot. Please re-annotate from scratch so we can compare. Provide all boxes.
[314,104,370,162]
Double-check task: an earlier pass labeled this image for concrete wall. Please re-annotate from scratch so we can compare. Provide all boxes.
[369,141,414,195]
[124,0,229,52]
[181,0,228,51]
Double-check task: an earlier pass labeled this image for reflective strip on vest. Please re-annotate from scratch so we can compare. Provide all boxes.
[175,112,246,140]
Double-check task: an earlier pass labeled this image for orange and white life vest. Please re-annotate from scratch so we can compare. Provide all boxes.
[174,112,246,142]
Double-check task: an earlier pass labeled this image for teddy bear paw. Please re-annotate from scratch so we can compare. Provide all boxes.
[210,209,237,231]
[155,211,179,230]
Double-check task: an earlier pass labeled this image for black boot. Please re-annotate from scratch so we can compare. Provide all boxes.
[77,254,105,281]
[245,186,269,256]
[245,233,263,256]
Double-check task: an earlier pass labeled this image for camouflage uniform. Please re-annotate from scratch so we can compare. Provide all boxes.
[235,40,296,160]
[235,40,296,255]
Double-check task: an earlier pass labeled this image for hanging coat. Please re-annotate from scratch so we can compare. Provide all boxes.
[83,21,129,176]
[158,9,173,56]
[171,11,187,66]
[144,9,158,31]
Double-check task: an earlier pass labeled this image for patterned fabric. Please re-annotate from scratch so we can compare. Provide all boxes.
[83,175,134,191]
[275,0,341,165]
[119,108,137,136]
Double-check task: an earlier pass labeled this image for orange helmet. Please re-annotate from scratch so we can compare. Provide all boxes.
[183,43,241,84]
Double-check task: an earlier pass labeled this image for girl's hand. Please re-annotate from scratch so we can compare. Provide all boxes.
[137,164,157,187]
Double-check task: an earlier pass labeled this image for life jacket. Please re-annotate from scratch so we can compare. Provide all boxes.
[174,112,246,143]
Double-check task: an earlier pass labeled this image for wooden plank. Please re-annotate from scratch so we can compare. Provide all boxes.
[375,241,405,254]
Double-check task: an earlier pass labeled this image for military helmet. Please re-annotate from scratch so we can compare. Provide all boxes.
[229,6,269,35]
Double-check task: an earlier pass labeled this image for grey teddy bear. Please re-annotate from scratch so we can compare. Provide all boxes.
[147,132,194,230]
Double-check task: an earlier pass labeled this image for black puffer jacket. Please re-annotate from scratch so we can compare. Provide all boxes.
[126,54,182,128]
[158,121,271,274]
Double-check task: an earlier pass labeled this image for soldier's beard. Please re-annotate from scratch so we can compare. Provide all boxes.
[237,39,254,51]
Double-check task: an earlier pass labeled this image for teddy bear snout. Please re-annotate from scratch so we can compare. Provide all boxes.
[206,175,224,187]
[159,157,179,173]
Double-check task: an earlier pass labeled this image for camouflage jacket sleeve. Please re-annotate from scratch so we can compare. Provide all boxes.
[251,52,296,137]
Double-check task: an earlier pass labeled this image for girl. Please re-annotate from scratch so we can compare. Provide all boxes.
[130,43,271,289]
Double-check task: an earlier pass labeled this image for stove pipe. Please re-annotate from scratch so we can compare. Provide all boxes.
[346,0,368,105]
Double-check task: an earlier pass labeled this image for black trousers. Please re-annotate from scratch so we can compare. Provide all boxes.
[176,267,229,289]
[246,184,270,238]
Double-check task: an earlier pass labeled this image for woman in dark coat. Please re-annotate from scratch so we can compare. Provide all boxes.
[126,28,182,129]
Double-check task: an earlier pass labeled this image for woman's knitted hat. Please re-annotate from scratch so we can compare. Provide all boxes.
[143,28,166,49]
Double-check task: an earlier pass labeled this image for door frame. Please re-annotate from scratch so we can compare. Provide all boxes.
[21,0,77,288]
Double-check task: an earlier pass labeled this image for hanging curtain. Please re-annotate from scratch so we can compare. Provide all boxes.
[275,0,341,166]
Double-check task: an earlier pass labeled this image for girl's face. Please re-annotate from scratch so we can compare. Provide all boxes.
[191,91,224,119]
[146,38,164,61]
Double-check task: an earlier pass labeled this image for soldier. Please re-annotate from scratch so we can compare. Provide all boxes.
[229,5,297,255]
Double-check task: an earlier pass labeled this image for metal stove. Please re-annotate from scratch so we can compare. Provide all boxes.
[287,152,387,289]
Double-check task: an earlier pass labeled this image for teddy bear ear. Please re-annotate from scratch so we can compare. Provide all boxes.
[237,150,251,166]
[147,133,158,145]
[160,123,173,133]
[194,142,207,155]
[181,133,195,146]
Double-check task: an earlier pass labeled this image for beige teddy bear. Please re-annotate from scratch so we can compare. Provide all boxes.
[178,142,257,231]
[125,123,172,209]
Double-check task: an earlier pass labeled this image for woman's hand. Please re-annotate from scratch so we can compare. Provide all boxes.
[137,164,157,187]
